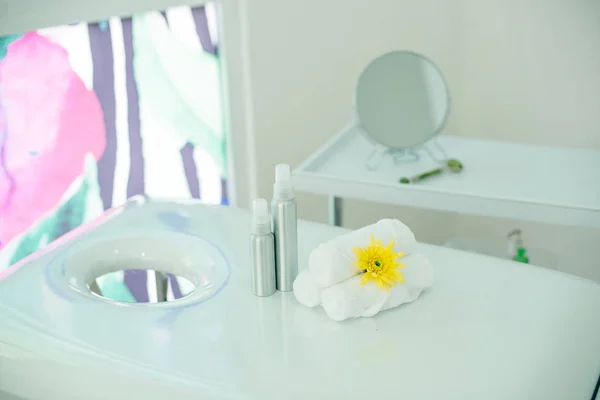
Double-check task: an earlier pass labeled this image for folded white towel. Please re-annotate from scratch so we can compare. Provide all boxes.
[308,219,416,288]
[320,253,433,322]
[293,270,323,308]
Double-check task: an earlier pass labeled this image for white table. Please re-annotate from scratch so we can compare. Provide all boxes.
[0,200,599,399]
[294,122,600,228]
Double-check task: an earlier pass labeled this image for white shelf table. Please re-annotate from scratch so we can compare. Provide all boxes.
[294,123,600,229]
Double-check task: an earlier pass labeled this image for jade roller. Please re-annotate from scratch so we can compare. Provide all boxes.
[399,159,463,184]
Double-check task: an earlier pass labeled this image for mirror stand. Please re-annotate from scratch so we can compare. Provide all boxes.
[364,137,448,172]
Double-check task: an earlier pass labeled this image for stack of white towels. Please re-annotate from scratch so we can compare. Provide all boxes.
[293,219,434,322]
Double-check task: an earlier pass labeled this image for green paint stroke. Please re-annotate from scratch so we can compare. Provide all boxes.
[8,154,104,266]
[132,12,227,177]
[0,34,23,60]
[4,154,135,302]
[96,272,137,302]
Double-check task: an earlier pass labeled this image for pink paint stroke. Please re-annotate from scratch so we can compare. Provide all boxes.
[0,32,106,247]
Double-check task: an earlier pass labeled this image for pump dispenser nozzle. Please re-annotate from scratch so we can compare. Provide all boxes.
[273,164,294,200]
[252,198,270,235]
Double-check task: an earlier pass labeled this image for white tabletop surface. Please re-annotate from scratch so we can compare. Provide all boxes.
[0,200,599,400]
[294,123,600,228]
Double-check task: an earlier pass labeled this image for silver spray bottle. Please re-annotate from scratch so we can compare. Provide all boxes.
[271,164,298,291]
[250,198,276,297]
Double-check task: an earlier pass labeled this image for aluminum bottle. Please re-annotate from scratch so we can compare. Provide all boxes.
[271,164,298,291]
[250,198,276,297]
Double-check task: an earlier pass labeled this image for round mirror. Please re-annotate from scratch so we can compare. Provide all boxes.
[89,269,196,303]
[355,51,450,149]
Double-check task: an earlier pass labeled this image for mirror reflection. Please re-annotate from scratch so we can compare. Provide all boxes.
[356,51,450,149]
[88,269,196,303]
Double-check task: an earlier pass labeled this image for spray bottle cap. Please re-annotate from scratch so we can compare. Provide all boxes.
[252,198,271,235]
[273,164,294,200]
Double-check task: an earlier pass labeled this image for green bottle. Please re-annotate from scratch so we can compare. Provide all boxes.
[508,229,530,264]
[513,248,529,264]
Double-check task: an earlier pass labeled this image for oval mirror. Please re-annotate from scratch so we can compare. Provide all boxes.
[355,51,450,149]
[89,269,196,303]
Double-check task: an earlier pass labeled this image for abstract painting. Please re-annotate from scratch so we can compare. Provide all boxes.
[0,4,227,275]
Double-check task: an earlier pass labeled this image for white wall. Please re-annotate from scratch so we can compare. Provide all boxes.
[240,0,600,282]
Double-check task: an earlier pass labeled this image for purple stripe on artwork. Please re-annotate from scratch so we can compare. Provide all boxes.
[88,23,117,211]
[180,142,201,199]
[169,274,183,299]
[161,11,170,26]
[191,6,217,56]
[121,18,145,199]
[220,178,228,205]
[124,269,149,302]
